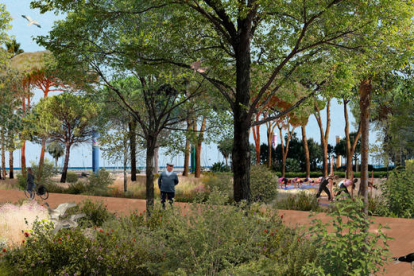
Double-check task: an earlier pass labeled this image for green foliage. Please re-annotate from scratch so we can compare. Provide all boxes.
[250,165,277,203]
[64,199,115,227]
[0,193,317,275]
[380,165,414,218]
[65,171,78,183]
[85,169,113,196]
[276,191,320,212]
[285,158,301,172]
[203,174,233,200]
[30,159,56,185]
[302,198,391,276]
[282,171,388,178]
[66,181,87,194]
[210,161,231,173]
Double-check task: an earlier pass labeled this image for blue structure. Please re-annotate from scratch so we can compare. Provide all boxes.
[92,130,100,174]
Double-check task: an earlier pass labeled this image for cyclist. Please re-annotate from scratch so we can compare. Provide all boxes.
[26,167,35,199]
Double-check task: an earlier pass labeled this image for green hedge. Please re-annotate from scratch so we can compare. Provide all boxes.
[281,171,388,178]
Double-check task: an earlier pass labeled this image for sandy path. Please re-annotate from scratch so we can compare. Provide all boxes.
[0,189,412,275]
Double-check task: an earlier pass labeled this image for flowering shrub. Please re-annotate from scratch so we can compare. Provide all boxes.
[0,201,49,247]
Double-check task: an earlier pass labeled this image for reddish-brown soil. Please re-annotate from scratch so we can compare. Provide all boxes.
[0,189,413,275]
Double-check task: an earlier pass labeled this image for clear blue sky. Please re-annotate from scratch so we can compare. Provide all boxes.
[2,0,377,169]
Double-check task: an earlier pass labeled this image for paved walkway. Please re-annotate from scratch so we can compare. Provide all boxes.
[0,189,413,275]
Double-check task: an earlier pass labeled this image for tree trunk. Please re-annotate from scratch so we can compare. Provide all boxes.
[60,143,71,183]
[124,135,128,192]
[252,113,261,165]
[1,128,6,179]
[314,99,331,177]
[129,120,137,181]
[21,141,26,177]
[145,135,157,215]
[344,99,362,182]
[38,138,46,181]
[183,118,192,176]
[153,146,159,174]
[301,125,310,178]
[9,150,13,179]
[358,79,372,217]
[195,117,206,178]
[232,45,252,202]
[267,128,272,168]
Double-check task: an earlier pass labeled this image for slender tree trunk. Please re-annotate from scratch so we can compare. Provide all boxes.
[279,127,286,177]
[145,135,157,215]
[359,79,372,217]
[9,150,13,179]
[344,100,363,181]
[129,120,137,181]
[195,117,207,178]
[252,113,261,165]
[301,125,311,178]
[124,135,128,192]
[153,146,159,174]
[60,143,71,183]
[21,141,26,177]
[233,40,252,202]
[183,118,192,176]
[267,128,272,168]
[1,128,6,179]
[314,99,331,177]
[38,138,46,181]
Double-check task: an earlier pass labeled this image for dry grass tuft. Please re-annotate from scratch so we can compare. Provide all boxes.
[0,200,49,248]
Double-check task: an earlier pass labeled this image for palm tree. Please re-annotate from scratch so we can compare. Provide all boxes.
[46,142,65,168]
[217,138,233,167]
[5,39,24,58]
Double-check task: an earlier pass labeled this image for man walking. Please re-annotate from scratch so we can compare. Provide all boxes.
[158,163,179,209]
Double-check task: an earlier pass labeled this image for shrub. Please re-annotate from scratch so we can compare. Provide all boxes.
[203,174,233,200]
[30,159,56,186]
[250,165,277,203]
[64,199,115,227]
[66,181,87,194]
[211,161,231,173]
[285,158,301,172]
[85,169,113,196]
[380,165,414,218]
[276,191,320,211]
[302,197,391,275]
[66,171,79,183]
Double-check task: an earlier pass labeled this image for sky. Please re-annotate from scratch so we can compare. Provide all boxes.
[1,0,379,169]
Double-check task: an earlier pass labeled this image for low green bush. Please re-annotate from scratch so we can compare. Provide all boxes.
[85,169,113,196]
[211,161,231,173]
[250,165,277,203]
[203,174,233,200]
[66,181,87,194]
[64,199,115,227]
[302,197,391,275]
[276,191,320,211]
[380,165,414,218]
[282,171,388,178]
[65,171,79,183]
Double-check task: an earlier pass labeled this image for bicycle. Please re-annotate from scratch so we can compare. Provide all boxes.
[24,184,49,200]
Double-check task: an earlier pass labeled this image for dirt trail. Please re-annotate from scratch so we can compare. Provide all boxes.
[0,189,412,275]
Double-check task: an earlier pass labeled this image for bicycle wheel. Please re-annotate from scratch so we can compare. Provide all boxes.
[24,190,32,199]
[39,187,49,200]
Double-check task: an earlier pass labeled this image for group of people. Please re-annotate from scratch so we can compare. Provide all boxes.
[278,176,323,189]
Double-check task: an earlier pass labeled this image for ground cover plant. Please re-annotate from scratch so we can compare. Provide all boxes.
[303,197,391,275]
[0,191,392,275]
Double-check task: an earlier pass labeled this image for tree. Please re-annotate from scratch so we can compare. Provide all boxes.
[217,137,233,167]
[28,93,98,182]
[0,3,11,64]
[46,141,64,168]
[5,39,24,58]
[32,0,399,204]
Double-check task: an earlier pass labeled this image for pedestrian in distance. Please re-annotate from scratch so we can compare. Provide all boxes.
[158,163,179,210]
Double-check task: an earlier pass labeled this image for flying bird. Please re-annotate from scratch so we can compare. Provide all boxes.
[21,15,41,28]
[190,60,208,74]
[393,252,414,269]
